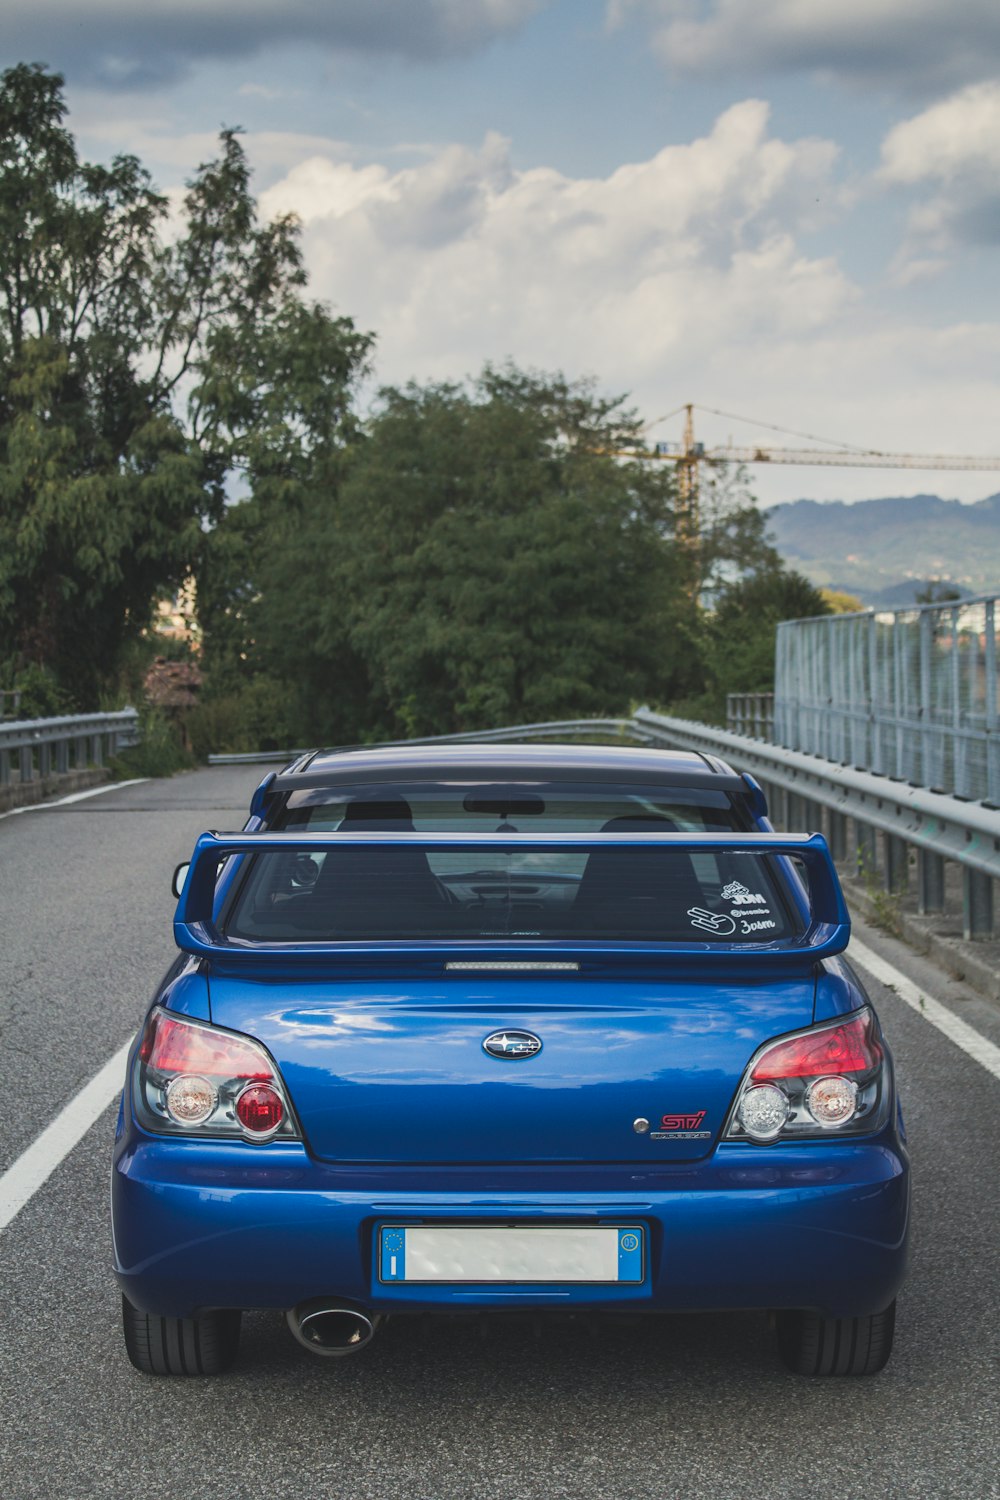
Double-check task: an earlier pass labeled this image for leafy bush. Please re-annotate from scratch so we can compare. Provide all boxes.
[6,663,73,718]
[110,709,194,779]
[663,690,727,726]
[187,677,303,760]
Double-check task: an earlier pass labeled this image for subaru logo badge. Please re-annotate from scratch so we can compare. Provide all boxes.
[483,1030,542,1060]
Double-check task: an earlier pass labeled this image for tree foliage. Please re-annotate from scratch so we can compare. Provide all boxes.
[209,368,699,742]
[0,63,830,746]
[205,367,824,746]
[705,566,831,704]
[384,371,708,733]
[0,63,371,705]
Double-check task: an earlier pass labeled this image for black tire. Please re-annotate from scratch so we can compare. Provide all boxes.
[776,1300,896,1376]
[122,1296,241,1376]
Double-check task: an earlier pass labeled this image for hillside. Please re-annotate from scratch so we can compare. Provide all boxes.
[765,492,1000,605]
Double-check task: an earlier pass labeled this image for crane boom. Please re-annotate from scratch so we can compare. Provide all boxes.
[615,401,1000,592]
[663,444,1000,472]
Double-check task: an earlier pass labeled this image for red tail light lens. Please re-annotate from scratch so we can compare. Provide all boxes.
[141,1012,271,1081]
[727,1007,887,1144]
[751,1011,882,1081]
[235,1083,285,1136]
[134,1010,297,1143]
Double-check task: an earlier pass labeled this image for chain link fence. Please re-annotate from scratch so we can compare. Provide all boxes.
[775,595,1000,804]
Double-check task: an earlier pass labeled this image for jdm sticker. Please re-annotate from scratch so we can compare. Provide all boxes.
[722,880,766,906]
[688,907,736,935]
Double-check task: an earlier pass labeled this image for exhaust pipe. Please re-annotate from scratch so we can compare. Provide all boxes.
[286,1299,381,1357]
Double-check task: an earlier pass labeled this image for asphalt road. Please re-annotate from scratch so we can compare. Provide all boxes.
[1,767,999,1500]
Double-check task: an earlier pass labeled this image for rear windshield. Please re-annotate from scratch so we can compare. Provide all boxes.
[224,810,797,948]
[227,783,798,944]
[278,782,752,834]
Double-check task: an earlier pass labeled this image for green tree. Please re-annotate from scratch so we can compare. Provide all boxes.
[658,463,831,721]
[698,461,786,595]
[0,63,372,707]
[232,366,695,742]
[819,586,865,614]
[706,567,830,704]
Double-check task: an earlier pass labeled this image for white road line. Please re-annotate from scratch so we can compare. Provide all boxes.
[0,1038,133,1233]
[850,937,1000,1083]
[47,778,149,805]
[0,778,149,821]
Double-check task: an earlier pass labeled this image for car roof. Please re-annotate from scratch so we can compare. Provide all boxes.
[271,741,745,792]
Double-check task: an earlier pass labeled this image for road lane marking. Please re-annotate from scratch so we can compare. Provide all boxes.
[850,937,1000,1083]
[0,1038,133,1233]
[0,779,150,821]
[46,779,150,805]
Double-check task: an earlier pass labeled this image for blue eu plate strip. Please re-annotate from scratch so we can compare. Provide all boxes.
[618,1228,643,1282]
[380,1226,407,1282]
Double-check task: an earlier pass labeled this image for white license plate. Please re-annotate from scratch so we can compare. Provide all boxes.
[378,1224,644,1284]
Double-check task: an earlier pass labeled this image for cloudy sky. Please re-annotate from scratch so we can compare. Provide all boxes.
[8,0,1000,505]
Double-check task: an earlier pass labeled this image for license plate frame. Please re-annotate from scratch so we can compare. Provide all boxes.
[377,1223,645,1285]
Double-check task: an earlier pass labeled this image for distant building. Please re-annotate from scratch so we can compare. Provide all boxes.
[153,578,201,650]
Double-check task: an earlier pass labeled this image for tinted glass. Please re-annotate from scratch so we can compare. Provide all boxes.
[279,782,750,833]
[225,843,798,945]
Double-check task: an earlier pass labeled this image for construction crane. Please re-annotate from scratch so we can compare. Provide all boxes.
[617,403,1000,580]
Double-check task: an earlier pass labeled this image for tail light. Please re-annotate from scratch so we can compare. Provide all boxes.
[134,1009,298,1143]
[725,1008,887,1144]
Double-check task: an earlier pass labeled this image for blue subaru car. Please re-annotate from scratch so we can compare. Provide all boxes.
[112,743,908,1377]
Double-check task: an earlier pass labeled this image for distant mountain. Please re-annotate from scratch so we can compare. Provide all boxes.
[765,493,1000,605]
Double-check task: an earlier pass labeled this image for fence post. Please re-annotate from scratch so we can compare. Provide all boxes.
[868,614,882,774]
[951,605,965,796]
[963,870,994,940]
[856,822,877,882]
[986,600,998,805]
[918,851,946,913]
[827,810,848,861]
[885,835,909,893]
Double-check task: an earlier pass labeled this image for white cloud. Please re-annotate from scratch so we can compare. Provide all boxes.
[881,83,1000,182]
[881,83,1000,249]
[259,102,853,392]
[7,0,547,87]
[72,114,360,180]
[253,103,1000,506]
[610,1,1000,95]
[712,319,1000,506]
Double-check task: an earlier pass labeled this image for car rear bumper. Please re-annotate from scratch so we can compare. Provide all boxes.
[112,1130,909,1320]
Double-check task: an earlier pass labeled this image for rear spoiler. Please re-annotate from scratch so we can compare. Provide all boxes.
[174,830,849,968]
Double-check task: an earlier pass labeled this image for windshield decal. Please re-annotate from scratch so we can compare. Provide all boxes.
[687,908,737,935]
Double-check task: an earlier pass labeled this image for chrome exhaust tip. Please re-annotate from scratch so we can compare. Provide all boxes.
[286,1300,381,1358]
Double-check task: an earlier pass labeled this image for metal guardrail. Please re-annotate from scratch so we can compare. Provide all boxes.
[208,707,1000,940]
[0,709,140,786]
[631,707,999,941]
[726,693,774,739]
